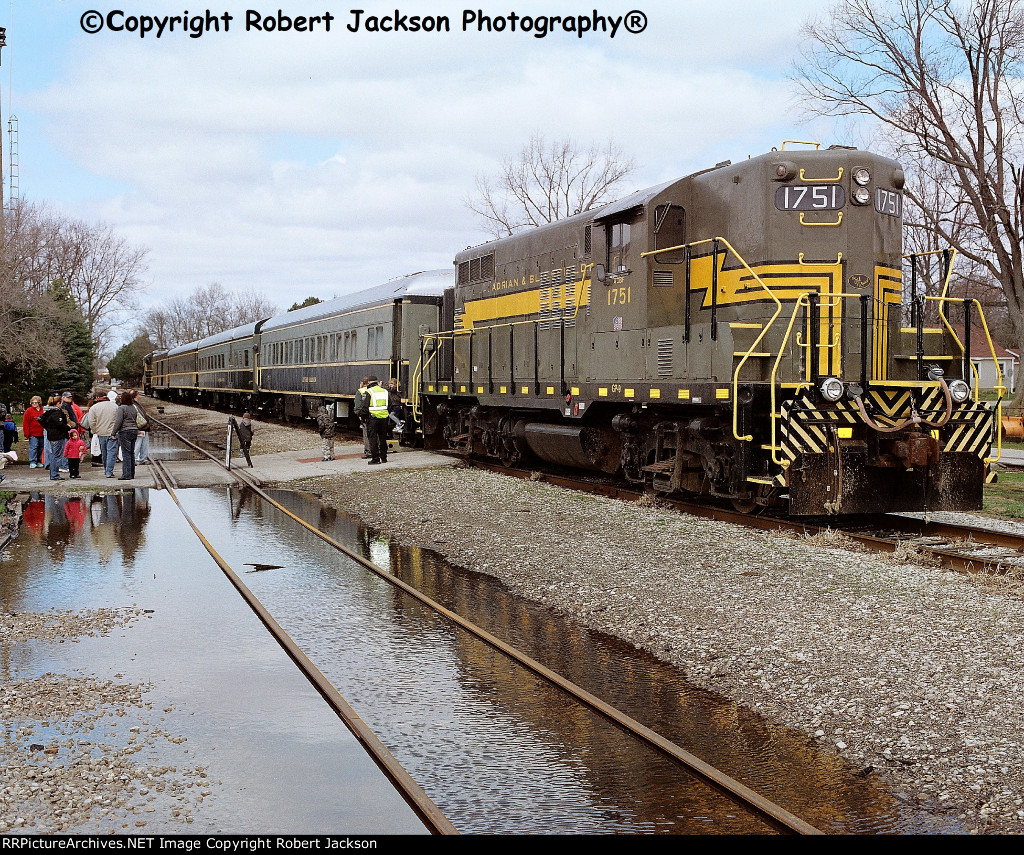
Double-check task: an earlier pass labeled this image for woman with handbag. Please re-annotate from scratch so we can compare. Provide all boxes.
[110,391,141,480]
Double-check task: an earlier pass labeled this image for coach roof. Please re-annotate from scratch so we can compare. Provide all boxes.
[259,269,452,334]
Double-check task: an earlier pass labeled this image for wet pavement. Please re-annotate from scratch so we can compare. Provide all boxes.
[0,434,454,492]
[0,489,430,834]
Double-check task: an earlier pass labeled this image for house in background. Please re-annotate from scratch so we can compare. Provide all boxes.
[952,325,1018,394]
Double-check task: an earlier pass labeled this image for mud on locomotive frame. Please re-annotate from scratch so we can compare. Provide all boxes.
[146,142,1007,516]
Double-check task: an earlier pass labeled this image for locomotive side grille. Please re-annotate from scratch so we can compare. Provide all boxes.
[459,253,495,285]
[657,339,674,377]
[539,286,555,330]
[563,283,578,329]
[584,224,592,257]
[653,270,674,287]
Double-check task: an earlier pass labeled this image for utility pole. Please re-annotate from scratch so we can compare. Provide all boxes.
[0,25,6,236]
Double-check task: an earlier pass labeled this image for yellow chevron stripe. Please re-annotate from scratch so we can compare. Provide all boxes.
[873,267,902,380]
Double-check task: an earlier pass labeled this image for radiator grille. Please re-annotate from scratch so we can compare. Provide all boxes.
[657,339,674,377]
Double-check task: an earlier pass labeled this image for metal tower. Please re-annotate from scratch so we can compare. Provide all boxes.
[0,25,6,219]
[7,113,16,206]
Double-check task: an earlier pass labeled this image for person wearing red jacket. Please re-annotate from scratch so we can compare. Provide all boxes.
[22,395,45,468]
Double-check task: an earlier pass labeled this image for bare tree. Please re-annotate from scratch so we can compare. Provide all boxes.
[227,287,278,329]
[138,283,277,349]
[795,0,1024,408]
[0,200,67,369]
[1,203,149,357]
[56,219,149,355]
[467,134,636,237]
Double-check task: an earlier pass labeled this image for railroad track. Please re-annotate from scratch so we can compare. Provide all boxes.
[146,415,823,835]
[462,459,1024,576]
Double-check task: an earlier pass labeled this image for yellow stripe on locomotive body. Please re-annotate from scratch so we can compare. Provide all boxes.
[873,266,903,381]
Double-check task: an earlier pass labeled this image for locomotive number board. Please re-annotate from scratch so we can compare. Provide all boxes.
[874,188,902,217]
[774,184,846,211]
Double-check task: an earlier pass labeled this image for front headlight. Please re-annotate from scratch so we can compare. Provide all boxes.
[852,167,871,185]
[948,379,970,403]
[853,186,871,205]
[820,376,844,402]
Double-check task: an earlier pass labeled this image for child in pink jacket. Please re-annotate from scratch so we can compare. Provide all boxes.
[63,429,88,479]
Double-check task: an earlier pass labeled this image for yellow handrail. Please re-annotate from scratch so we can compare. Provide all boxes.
[641,236,784,442]
[769,294,813,466]
[799,167,844,183]
[798,252,843,266]
[925,294,1005,463]
[905,247,1004,462]
[799,212,843,227]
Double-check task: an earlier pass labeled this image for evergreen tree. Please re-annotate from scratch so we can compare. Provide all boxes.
[288,296,322,311]
[107,334,154,385]
[49,283,96,399]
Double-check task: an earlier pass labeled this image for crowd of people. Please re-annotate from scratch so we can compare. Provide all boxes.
[1,377,409,483]
[0,388,150,483]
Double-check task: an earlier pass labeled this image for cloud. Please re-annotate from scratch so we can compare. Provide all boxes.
[18,0,837,325]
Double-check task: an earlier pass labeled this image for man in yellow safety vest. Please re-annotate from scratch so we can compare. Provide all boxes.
[362,377,390,465]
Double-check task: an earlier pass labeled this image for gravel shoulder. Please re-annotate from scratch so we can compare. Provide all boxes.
[291,466,1024,835]
[25,398,1024,835]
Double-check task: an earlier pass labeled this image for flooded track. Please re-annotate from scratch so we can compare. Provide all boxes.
[0,489,429,834]
[161,480,953,834]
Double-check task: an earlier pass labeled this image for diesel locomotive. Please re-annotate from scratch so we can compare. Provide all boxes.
[415,143,1006,515]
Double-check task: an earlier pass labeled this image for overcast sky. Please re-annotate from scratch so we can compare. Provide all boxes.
[1,0,843,341]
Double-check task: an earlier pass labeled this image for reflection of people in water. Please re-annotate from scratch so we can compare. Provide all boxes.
[63,496,87,533]
[88,489,152,565]
[43,496,72,563]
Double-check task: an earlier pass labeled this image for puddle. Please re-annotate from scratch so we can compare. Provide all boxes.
[169,486,960,834]
[0,490,428,834]
[1,484,961,834]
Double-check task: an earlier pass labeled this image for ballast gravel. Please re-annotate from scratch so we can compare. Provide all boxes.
[0,609,210,833]
[296,465,1024,836]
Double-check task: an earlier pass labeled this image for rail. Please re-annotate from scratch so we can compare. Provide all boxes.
[147,449,458,835]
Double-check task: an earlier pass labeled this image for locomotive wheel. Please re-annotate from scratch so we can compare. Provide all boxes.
[730,497,760,514]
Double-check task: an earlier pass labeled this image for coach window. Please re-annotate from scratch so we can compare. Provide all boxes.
[608,221,631,274]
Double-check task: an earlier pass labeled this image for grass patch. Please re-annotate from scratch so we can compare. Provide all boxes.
[983,470,1024,520]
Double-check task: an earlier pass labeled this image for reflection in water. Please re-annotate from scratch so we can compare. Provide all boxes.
[0,488,428,834]
[11,490,151,585]
[178,487,956,834]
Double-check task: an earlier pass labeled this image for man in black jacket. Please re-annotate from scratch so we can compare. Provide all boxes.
[38,403,71,481]
[353,376,371,459]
